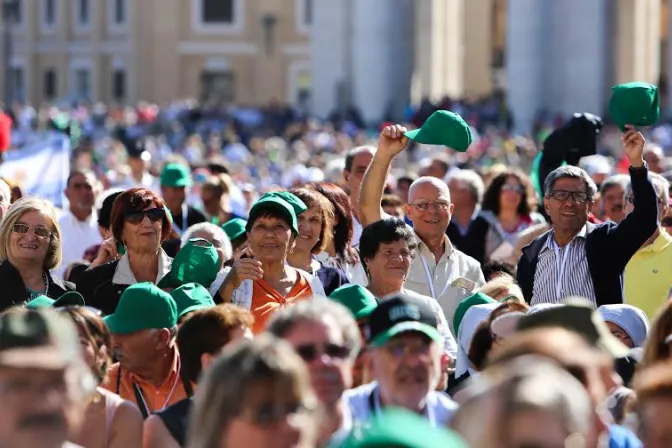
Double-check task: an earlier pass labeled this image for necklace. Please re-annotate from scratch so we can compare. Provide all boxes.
[134,357,181,413]
[25,272,49,300]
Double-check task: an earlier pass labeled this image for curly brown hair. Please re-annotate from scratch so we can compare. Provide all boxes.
[481,170,538,217]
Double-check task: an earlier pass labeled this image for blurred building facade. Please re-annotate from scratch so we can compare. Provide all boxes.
[1,0,671,131]
[0,0,311,106]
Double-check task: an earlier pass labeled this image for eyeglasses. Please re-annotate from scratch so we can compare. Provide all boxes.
[239,401,314,426]
[547,190,590,204]
[12,223,52,238]
[384,339,431,358]
[410,200,450,211]
[295,343,350,362]
[501,184,524,194]
[124,208,165,225]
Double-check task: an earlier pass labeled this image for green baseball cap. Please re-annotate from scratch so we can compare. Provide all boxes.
[160,163,193,188]
[329,284,378,320]
[453,292,496,336]
[608,82,660,132]
[0,308,82,370]
[341,408,467,448]
[104,283,177,334]
[157,238,220,289]
[403,110,473,152]
[517,298,630,358]
[170,283,215,319]
[222,217,248,241]
[25,291,86,309]
[366,295,441,347]
[247,192,307,235]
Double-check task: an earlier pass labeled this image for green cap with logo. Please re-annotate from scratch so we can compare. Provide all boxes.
[170,283,216,319]
[247,192,308,235]
[403,110,473,152]
[341,408,467,448]
[0,308,82,370]
[329,284,378,320]
[160,163,193,188]
[25,291,86,309]
[222,217,248,241]
[157,238,220,289]
[104,283,178,334]
[366,295,441,347]
[608,82,660,132]
[453,292,496,336]
[517,297,630,358]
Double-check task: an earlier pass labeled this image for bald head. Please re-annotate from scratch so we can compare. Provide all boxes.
[408,176,451,204]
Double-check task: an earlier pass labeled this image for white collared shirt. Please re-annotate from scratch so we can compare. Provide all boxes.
[405,232,485,331]
[531,225,596,306]
[112,250,173,285]
[352,215,363,248]
[343,382,457,428]
[54,210,103,279]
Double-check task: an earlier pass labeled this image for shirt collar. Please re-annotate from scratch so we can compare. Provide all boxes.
[372,385,434,424]
[640,230,672,253]
[65,209,98,225]
[112,249,173,285]
[414,230,453,259]
[544,224,588,251]
[127,346,179,386]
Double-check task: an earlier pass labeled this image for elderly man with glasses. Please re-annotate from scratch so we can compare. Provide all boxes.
[517,127,659,307]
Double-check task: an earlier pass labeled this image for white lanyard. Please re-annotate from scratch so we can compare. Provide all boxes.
[136,357,181,413]
[419,254,453,300]
[552,240,572,301]
[171,203,188,236]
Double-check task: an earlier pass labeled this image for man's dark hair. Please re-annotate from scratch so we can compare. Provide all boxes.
[482,261,516,281]
[66,169,95,188]
[359,218,417,272]
[344,146,375,172]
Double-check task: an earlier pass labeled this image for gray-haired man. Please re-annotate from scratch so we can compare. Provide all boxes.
[517,128,658,307]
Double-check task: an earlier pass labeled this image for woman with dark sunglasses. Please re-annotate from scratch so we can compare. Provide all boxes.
[0,196,75,310]
[77,188,175,315]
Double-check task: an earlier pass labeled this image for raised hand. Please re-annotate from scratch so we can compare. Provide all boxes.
[378,124,409,159]
[91,238,120,268]
[229,247,263,288]
[621,125,645,168]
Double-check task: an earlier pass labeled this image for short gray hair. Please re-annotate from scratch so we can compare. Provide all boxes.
[600,174,630,195]
[447,169,486,203]
[266,298,361,360]
[543,166,597,201]
[182,222,233,261]
[625,172,670,205]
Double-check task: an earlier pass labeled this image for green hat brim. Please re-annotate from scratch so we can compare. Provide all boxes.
[25,296,55,309]
[370,322,441,348]
[178,303,214,319]
[248,199,298,234]
[156,274,179,289]
[354,303,378,320]
[104,313,144,335]
[53,291,85,307]
[403,128,421,141]
[161,179,192,188]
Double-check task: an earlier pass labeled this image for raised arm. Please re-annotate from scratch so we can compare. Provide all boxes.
[607,127,658,264]
[359,124,409,227]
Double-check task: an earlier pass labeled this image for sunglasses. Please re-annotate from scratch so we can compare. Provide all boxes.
[295,343,350,362]
[239,402,313,426]
[12,223,52,238]
[124,208,165,225]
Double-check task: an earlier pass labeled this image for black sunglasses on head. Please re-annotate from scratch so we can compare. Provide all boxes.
[124,208,165,225]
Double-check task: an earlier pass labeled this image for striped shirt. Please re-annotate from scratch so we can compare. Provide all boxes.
[531,226,596,306]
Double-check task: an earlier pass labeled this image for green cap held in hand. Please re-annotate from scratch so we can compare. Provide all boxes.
[608,82,660,132]
[403,110,473,152]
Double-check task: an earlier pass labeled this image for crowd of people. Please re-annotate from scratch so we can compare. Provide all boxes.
[2,84,672,447]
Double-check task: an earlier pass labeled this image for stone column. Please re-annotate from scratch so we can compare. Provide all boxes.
[309,0,346,118]
[547,0,609,117]
[412,0,465,103]
[614,0,661,86]
[505,0,547,134]
[462,0,493,97]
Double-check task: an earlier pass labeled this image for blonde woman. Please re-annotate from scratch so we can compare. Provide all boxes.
[186,335,319,448]
[0,196,73,309]
[477,274,525,302]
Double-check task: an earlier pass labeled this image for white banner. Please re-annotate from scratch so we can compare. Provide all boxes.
[0,134,71,208]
